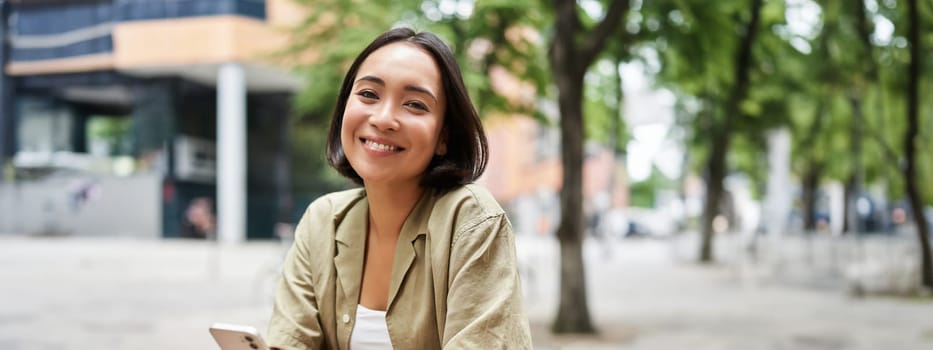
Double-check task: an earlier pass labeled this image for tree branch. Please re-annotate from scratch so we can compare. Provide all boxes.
[721,0,763,139]
[550,0,580,66]
[579,0,631,67]
[867,128,902,170]
[854,1,877,78]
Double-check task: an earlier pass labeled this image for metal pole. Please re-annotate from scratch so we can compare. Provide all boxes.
[0,0,13,183]
[217,62,246,244]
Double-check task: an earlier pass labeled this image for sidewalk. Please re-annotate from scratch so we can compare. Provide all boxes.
[0,235,931,349]
[519,235,933,349]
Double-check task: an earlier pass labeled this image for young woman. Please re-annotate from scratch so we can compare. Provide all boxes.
[266,27,532,349]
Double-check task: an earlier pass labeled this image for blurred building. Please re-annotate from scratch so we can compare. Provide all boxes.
[0,0,304,240]
[481,113,629,237]
[478,62,631,238]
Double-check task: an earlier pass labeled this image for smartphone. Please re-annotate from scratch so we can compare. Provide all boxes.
[209,323,271,350]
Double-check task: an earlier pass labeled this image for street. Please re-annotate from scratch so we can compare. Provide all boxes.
[0,234,931,349]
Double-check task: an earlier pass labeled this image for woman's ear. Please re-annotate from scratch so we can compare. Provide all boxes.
[435,128,448,156]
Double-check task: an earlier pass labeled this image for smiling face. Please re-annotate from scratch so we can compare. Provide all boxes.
[340,42,448,188]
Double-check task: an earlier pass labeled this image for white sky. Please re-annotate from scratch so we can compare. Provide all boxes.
[620,61,681,182]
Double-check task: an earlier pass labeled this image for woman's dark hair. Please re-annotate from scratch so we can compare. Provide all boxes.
[325,27,488,189]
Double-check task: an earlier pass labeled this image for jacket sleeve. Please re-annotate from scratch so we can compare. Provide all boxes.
[442,213,533,349]
[266,204,328,350]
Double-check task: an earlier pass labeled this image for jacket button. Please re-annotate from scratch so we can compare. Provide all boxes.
[342,313,350,323]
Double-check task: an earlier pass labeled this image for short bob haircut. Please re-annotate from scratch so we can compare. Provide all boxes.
[326,27,488,189]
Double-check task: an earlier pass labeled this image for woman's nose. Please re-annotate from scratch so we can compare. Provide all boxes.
[369,105,399,131]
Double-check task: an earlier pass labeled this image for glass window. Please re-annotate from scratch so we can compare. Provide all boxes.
[86,116,133,157]
[16,97,73,153]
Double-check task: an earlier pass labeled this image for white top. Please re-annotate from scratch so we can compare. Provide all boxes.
[349,304,393,349]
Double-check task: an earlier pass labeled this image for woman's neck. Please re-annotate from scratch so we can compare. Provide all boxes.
[364,181,424,240]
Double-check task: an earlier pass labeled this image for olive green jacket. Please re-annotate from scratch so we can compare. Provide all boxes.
[267,184,532,349]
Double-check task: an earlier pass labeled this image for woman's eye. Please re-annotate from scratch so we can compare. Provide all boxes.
[357,90,378,99]
[405,101,428,111]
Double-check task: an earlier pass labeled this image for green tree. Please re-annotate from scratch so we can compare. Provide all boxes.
[696,0,764,262]
[903,0,931,288]
[629,165,676,208]
[546,0,630,333]
[777,0,932,288]
[645,0,774,262]
[784,0,900,236]
[787,0,862,232]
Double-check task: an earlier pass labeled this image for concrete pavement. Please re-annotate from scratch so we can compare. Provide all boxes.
[0,234,931,349]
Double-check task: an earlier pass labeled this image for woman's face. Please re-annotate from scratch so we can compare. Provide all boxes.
[341,42,448,188]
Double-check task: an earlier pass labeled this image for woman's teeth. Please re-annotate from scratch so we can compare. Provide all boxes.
[364,139,399,151]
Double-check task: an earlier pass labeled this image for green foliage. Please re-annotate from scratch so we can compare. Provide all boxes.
[278,0,933,208]
[641,0,793,195]
[418,0,552,118]
[729,133,768,199]
[642,0,933,209]
[629,165,676,208]
[87,116,133,156]
[787,0,933,207]
[288,119,350,195]
[87,116,131,139]
[583,59,628,150]
[645,1,742,98]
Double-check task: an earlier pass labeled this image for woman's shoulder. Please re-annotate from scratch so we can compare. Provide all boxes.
[293,188,365,246]
[436,183,502,209]
[301,187,367,221]
[432,184,505,225]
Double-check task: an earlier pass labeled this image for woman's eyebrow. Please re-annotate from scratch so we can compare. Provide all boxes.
[404,85,438,104]
[355,75,438,104]
[355,75,385,86]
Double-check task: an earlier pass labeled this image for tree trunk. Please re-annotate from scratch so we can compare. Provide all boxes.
[699,0,763,262]
[800,101,826,233]
[552,54,594,334]
[608,55,624,208]
[842,174,858,234]
[548,0,629,334]
[610,55,624,156]
[549,0,593,333]
[904,0,933,288]
[801,163,822,232]
[700,134,727,262]
[846,93,864,235]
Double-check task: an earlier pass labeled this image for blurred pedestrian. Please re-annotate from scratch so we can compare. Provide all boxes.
[181,197,215,239]
[267,28,532,349]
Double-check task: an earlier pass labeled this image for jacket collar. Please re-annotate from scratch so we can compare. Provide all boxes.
[332,188,434,310]
[333,191,367,307]
[387,188,433,311]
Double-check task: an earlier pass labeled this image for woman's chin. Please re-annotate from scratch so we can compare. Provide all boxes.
[359,174,420,188]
